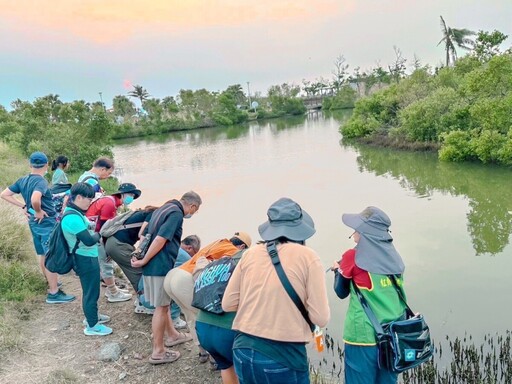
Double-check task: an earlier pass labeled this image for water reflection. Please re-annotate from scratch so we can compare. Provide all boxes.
[344,142,512,256]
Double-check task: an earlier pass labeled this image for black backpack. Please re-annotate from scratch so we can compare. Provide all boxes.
[191,250,244,314]
[44,211,81,274]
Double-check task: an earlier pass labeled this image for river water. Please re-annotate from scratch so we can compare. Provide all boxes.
[113,111,512,373]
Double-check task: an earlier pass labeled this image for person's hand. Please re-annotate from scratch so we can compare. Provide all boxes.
[131,256,147,268]
[34,209,48,223]
[331,260,340,272]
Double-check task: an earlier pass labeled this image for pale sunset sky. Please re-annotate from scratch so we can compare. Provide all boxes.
[0,0,511,108]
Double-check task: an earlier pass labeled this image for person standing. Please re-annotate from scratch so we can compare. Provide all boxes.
[222,197,330,384]
[131,191,202,365]
[86,182,141,302]
[0,151,75,304]
[51,155,70,185]
[61,183,112,336]
[77,157,114,195]
[332,206,407,384]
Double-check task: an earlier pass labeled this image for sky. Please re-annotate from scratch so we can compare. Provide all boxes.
[1,0,511,109]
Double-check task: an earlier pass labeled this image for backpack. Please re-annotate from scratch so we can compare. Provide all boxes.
[191,250,244,314]
[44,211,81,274]
[99,210,143,238]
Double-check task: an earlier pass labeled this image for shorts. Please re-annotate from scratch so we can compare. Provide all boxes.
[98,243,114,279]
[143,276,171,307]
[196,321,236,370]
[29,217,57,256]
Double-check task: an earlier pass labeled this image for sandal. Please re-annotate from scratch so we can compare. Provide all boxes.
[149,350,181,365]
[164,332,192,347]
[198,351,209,364]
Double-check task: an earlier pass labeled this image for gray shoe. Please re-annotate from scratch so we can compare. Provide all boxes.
[105,290,132,302]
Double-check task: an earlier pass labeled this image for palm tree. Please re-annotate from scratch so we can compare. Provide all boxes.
[438,16,475,67]
[127,85,150,108]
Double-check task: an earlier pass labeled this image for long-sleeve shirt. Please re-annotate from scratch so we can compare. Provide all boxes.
[222,242,330,343]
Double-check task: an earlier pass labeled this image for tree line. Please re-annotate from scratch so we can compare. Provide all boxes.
[341,25,512,166]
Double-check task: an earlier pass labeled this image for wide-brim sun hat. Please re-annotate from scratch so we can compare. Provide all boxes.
[258,197,316,242]
[114,183,141,199]
[342,206,392,239]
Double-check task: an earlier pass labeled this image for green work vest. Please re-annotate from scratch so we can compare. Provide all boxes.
[343,273,407,346]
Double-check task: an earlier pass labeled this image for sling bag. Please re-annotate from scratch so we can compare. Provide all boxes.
[352,275,433,372]
[266,241,315,332]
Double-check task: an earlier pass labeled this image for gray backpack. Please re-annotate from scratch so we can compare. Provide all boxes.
[99,210,143,238]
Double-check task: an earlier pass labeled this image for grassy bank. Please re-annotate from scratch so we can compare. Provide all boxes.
[0,143,48,353]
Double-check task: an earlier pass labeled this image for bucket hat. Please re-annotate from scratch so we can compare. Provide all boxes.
[113,183,141,199]
[29,152,48,168]
[232,231,252,248]
[342,206,392,238]
[258,198,315,241]
[342,206,404,275]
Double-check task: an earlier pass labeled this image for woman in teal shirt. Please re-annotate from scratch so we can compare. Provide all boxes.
[51,155,70,185]
[61,183,112,336]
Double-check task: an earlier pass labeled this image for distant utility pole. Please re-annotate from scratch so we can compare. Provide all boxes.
[246,81,252,110]
[98,92,106,111]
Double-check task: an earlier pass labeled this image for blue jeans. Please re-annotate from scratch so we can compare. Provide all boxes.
[233,348,310,384]
[344,343,398,384]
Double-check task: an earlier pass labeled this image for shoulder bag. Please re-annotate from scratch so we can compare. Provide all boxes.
[352,275,433,372]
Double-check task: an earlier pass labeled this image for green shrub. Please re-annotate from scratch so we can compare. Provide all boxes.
[0,261,46,302]
[470,129,507,163]
[439,130,475,162]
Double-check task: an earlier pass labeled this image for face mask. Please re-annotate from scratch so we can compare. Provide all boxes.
[184,214,192,219]
[123,196,134,205]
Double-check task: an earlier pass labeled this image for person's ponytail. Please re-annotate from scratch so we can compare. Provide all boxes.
[51,159,58,171]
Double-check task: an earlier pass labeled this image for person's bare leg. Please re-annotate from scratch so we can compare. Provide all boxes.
[221,367,239,384]
[152,305,169,357]
[41,255,58,293]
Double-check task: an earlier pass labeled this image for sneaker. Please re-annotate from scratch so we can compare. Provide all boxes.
[104,288,130,298]
[172,317,187,330]
[134,303,155,315]
[105,290,132,302]
[82,314,111,326]
[83,323,113,336]
[46,289,76,304]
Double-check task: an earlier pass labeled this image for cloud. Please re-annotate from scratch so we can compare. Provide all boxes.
[0,0,346,44]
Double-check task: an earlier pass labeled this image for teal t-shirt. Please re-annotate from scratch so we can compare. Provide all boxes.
[61,207,98,257]
[52,168,69,185]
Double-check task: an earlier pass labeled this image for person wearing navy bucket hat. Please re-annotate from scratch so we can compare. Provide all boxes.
[331,206,408,384]
[222,197,330,384]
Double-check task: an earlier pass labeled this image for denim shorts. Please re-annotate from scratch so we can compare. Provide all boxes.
[196,321,236,370]
[29,217,57,255]
[233,348,310,384]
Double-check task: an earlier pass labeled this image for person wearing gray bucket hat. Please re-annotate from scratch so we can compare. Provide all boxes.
[332,206,407,384]
[222,197,330,384]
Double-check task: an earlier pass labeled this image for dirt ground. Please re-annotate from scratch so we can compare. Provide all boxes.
[0,273,221,384]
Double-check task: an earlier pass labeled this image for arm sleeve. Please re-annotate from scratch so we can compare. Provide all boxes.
[8,180,20,194]
[305,256,331,327]
[222,259,242,312]
[76,230,100,246]
[333,270,351,299]
[339,249,356,278]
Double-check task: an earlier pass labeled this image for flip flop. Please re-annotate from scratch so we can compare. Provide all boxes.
[164,332,192,347]
[149,350,181,365]
[198,351,209,363]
